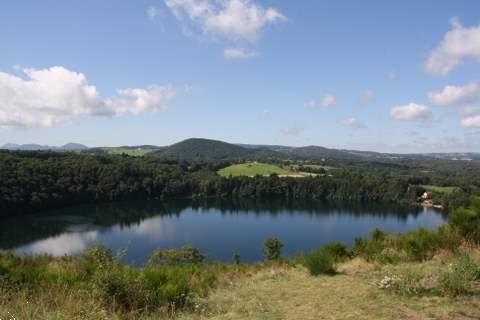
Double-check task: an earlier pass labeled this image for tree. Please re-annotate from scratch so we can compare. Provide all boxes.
[263,236,283,260]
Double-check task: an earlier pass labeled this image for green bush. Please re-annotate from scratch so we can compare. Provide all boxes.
[148,246,205,266]
[354,230,404,263]
[440,255,480,297]
[449,200,480,242]
[320,242,350,261]
[304,248,336,276]
[263,237,283,260]
[401,228,441,261]
[303,242,348,276]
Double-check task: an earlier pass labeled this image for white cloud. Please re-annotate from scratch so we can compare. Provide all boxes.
[428,82,480,106]
[321,95,336,107]
[223,47,256,59]
[147,6,158,20]
[425,18,480,76]
[305,95,336,109]
[164,0,287,42]
[390,103,433,121]
[0,66,177,128]
[461,115,480,128]
[337,117,364,128]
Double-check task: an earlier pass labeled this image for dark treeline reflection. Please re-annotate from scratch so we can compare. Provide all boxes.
[0,199,444,251]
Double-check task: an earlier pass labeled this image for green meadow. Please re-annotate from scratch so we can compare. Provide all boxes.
[218,162,298,177]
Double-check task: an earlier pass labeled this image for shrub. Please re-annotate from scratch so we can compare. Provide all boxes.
[440,255,480,297]
[320,242,350,261]
[92,265,144,312]
[449,200,480,242]
[232,253,241,265]
[149,246,205,266]
[263,237,283,261]
[354,230,404,263]
[304,248,336,276]
[401,228,441,261]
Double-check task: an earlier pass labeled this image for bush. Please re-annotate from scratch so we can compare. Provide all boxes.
[400,228,441,261]
[320,242,350,261]
[440,255,480,297]
[449,200,480,242]
[263,237,283,261]
[354,229,404,264]
[303,242,348,276]
[149,246,205,266]
[304,248,336,276]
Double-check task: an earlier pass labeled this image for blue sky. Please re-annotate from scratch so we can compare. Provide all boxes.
[1,0,480,152]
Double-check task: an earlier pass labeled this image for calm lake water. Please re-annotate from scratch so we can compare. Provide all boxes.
[0,199,446,265]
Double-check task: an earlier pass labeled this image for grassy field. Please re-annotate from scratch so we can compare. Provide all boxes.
[104,147,155,157]
[218,162,291,177]
[217,162,314,177]
[421,185,458,194]
[176,255,480,320]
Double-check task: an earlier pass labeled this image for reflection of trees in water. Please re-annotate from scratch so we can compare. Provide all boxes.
[189,198,442,220]
[0,199,445,250]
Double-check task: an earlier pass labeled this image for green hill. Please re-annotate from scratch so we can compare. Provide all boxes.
[153,138,282,160]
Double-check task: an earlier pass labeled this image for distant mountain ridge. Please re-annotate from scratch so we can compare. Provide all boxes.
[2,138,479,161]
[1,143,88,151]
[152,138,283,159]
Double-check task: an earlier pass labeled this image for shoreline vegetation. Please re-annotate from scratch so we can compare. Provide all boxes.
[1,199,479,319]
[1,151,478,216]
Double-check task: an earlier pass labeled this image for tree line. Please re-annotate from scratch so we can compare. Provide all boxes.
[0,151,476,216]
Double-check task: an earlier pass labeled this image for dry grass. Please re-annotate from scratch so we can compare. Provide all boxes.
[176,257,480,320]
[1,257,479,320]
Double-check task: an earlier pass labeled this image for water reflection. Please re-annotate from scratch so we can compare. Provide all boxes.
[0,199,446,265]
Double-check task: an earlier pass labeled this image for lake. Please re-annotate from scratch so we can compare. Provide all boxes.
[0,199,446,265]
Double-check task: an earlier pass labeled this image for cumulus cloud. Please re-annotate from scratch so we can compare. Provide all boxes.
[305,95,336,109]
[390,103,433,121]
[164,0,287,42]
[223,47,256,59]
[459,105,480,128]
[461,115,480,128]
[147,6,158,20]
[428,82,480,106]
[0,66,177,128]
[425,18,480,76]
[337,117,364,128]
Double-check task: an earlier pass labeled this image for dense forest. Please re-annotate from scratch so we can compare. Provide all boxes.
[1,150,479,217]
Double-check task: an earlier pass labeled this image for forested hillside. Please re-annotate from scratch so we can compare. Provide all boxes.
[1,150,478,216]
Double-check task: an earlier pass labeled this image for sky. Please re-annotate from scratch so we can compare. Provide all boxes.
[1,0,480,153]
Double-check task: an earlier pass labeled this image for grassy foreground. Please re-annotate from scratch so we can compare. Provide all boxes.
[1,253,479,320]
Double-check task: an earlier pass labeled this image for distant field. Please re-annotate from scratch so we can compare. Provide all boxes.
[218,162,317,177]
[420,185,458,194]
[104,148,154,157]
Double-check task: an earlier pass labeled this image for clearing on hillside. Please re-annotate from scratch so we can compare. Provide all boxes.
[420,185,458,194]
[218,162,315,177]
[104,147,155,157]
